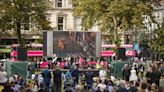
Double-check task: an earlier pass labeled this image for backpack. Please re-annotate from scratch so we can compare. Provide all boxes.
[65,71,72,80]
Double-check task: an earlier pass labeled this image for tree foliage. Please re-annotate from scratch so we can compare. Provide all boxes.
[151,21,164,54]
[0,0,51,47]
[72,0,161,46]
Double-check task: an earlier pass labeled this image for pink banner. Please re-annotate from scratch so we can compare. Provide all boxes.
[101,50,135,57]
[101,51,114,56]
[11,50,43,57]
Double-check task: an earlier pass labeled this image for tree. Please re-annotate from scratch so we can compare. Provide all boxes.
[0,0,51,47]
[72,0,160,47]
[151,20,164,54]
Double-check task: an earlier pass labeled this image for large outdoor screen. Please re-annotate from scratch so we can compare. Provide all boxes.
[43,31,101,57]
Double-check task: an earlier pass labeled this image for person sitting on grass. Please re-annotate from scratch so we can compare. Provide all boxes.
[64,82,75,92]
[160,74,164,88]
[38,82,46,92]
[75,85,82,92]
[128,81,138,92]
[2,82,14,92]
[97,80,107,92]
[64,77,73,89]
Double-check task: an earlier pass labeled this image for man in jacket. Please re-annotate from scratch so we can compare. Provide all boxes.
[71,66,79,86]
[151,68,161,87]
[122,64,131,82]
[85,67,94,90]
[42,66,51,92]
[53,65,62,92]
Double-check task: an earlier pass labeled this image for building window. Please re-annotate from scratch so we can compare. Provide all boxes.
[155,12,161,19]
[56,0,63,7]
[58,17,64,30]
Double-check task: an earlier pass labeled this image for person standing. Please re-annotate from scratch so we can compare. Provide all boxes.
[146,67,152,84]
[139,64,145,78]
[71,66,79,86]
[36,61,40,70]
[129,67,138,84]
[151,66,161,87]
[27,62,32,79]
[133,63,139,75]
[85,67,94,90]
[38,74,44,88]
[42,66,51,92]
[99,68,106,83]
[0,69,7,85]
[53,66,62,92]
[122,64,131,82]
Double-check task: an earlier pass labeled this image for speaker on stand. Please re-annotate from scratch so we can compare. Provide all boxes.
[117,48,126,61]
[17,47,27,61]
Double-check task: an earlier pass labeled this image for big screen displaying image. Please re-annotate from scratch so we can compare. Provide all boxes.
[53,31,97,57]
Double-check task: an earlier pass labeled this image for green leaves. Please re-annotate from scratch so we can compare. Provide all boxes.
[72,0,159,45]
[73,0,151,30]
[0,0,51,45]
[0,0,51,29]
[151,20,164,54]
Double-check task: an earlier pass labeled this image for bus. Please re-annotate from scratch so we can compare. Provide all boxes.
[10,44,43,62]
[101,44,136,57]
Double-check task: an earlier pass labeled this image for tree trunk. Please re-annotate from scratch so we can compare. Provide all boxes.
[16,20,24,47]
[113,16,119,60]
[113,16,118,45]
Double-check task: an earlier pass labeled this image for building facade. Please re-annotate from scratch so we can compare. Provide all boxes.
[48,0,74,31]
[48,0,98,32]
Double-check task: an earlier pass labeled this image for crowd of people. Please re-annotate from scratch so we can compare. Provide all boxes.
[60,61,164,92]
[0,60,164,92]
